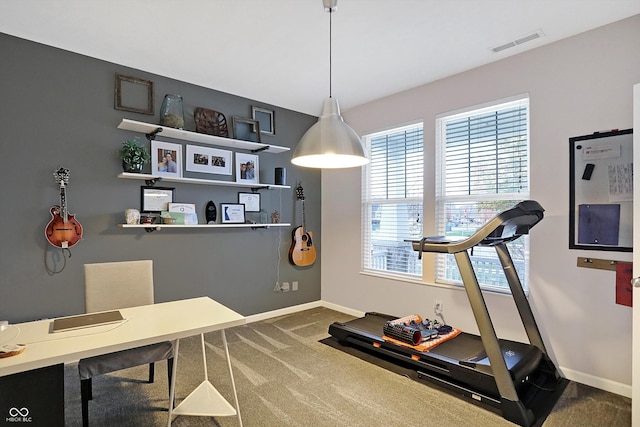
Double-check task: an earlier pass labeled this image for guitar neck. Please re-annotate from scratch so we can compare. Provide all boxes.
[59,185,68,223]
[53,168,71,223]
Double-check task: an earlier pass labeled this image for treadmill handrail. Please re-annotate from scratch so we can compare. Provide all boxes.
[412,200,544,254]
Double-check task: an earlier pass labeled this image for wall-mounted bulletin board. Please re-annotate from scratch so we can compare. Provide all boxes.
[569,129,633,252]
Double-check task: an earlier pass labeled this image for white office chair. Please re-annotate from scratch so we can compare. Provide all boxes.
[78,260,174,427]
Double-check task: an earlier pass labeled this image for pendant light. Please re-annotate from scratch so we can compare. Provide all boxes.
[291,0,369,169]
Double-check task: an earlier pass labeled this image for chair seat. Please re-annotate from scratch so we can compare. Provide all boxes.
[78,341,174,379]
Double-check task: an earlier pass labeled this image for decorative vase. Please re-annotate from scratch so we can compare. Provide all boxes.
[122,160,144,173]
[159,94,185,129]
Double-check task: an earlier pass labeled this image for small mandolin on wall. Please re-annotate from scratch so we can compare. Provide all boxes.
[45,167,83,248]
[289,184,316,267]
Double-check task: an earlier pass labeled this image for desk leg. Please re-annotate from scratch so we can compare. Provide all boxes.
[168,332,242,426]
[222,329,243,427]
[167,338,180,427]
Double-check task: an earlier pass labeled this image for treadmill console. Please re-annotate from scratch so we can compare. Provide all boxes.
[411,200,544,256]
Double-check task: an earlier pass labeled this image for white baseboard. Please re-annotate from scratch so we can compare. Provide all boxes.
[244,301,323,324]
[560,366,631,398]
[246,300,631,398]
[244,300,364,324]
[318,300,366,317]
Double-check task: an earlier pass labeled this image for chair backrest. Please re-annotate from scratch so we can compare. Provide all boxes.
[84,260,154,313]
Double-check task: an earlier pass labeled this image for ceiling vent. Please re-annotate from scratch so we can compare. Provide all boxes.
[492,29,544,53]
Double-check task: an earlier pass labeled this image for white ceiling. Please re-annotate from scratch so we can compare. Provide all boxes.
[1,1,639,116]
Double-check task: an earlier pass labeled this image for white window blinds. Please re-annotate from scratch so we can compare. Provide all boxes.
[435,97,530,291]
[362,123,424,277]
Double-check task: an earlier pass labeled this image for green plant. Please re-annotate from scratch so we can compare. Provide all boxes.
[119,138,150,166]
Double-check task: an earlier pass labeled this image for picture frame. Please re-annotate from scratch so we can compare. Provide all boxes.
[151,140,182,177]
[251,106,275,136]
[114,73,154,115]
[232,117,261,143]
[238,192,261,212]
[140,186,175,212]
[221,203,246,224]
[185,145,232,175]
[235,152,259,184]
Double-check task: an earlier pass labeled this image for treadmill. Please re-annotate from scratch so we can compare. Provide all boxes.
[328,200,568,427]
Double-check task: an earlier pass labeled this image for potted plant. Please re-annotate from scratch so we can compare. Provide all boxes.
[119,138,150,173]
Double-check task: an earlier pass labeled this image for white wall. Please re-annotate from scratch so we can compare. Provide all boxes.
[321,14,640,396]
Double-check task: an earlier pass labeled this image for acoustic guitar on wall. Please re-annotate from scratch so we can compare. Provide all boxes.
[288,184,316,267]
[45,167,83,248]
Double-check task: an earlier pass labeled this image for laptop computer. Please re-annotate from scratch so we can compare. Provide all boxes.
[52,310,124,333]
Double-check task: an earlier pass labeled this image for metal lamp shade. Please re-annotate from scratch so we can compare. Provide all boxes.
[291,97,369,168]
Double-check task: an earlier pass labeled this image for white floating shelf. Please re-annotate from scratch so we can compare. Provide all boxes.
[117,172,290,189]
[118,118,290,154]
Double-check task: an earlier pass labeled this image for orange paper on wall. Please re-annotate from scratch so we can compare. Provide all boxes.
[615,261,633,307]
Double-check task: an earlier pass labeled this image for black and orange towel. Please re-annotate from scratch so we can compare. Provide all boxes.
[382,314,461,352]
[383,328,461,352]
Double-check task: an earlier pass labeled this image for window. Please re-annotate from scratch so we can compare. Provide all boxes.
[435,96,530,292]
[362,123,424,278]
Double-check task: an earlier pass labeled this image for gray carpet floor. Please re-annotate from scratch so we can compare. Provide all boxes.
[63,307,631,426]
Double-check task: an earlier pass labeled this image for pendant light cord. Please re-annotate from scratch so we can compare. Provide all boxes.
[329,8,333,98]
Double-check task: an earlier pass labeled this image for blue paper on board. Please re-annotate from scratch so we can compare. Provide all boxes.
[577,204,621,245]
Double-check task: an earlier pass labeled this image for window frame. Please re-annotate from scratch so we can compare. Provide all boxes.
[434,95,531,293]
[361,122,424,280]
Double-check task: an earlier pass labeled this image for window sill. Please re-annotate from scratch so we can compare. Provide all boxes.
[359,270,427,286]
[359,271,529,297]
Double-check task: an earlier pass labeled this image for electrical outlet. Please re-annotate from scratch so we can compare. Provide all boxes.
[282,282,290,292]
[292,281,298,291]
[434,300,443,314]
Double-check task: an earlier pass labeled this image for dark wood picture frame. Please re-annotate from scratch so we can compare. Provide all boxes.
[232,117,261,143]
[140,186,175,213]
[115,73,154,115]
[221,203,246,224]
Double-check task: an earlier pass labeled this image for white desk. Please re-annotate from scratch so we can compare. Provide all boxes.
[0,297,246,426]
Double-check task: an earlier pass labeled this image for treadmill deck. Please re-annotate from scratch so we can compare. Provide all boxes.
[329,312,544,397]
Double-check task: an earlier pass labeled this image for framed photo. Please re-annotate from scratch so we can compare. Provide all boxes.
[141,186,175,212]
[114,73,154,115]
[221,203,246,224]
[252,106,275,136]
[151,140,182,177]
[235,152,259,184]
[185,145,232,175]
[232,117,261,143]
[238,192,261,212]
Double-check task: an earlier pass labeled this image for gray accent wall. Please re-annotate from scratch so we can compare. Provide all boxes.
[0,33,321,322]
